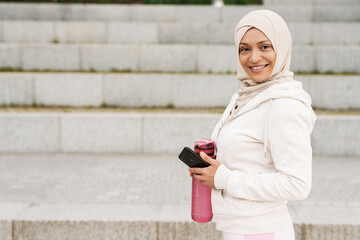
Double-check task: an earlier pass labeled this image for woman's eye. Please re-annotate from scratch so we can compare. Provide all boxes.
[261,45,271,50]
[239,48,249,53]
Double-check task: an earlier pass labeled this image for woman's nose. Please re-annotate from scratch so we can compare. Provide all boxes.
[249,49,262,63]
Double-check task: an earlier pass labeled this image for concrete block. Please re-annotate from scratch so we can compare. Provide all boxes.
[174,6,220,22]
[0,113,60,153]
[140,45,197,72]
[143,113,219,153]
[61,114,142,153]
[288,22,312,44]
[198,45,236,73]
[131,5,176,22]
[222,6,313,22]
[311,115,360,156]
[0,43,20,70]
[314,4,360,22]
[0,203,29,240]
[35,73,102,107]
[22,44,80,71]
[221,6,260,22]
[14,204,158,240]
[84,4,130,21]
[108,22,158,44]
[297,75,360,110]
[208,22,236,45]
[0,73,33,106]
[81,44,139,72]
[14,220,157,240]
[158,221,221,240]
[312,23,360,44]
[23,4,63,20]
[58,4,85,21]
[316,46,360,73]
[0,22,3,42]
[3,21,54,43]
[172,74,240,107]
[291,46,315,73]
[104,73,239,108]
[55,22,106,43]
[158,23,209,44]
[104,73,174,107]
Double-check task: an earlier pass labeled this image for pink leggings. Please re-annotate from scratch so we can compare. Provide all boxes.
[223,225,295,240]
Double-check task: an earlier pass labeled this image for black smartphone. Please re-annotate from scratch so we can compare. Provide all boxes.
[178,147,210,168]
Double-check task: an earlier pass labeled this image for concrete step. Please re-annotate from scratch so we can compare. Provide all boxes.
[1,73,359,110]
[1,43,359,73]
[0,3,359,22]
[1,21,359,45]
[0,154,359,239]
[0,110,359,155]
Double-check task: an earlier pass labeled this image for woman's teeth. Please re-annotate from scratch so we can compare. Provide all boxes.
[251,65,267,70]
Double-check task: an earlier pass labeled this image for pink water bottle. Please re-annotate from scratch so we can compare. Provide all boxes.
[191,139,215,223]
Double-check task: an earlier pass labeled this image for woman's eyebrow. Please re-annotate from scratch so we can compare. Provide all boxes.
[239,40,271,45]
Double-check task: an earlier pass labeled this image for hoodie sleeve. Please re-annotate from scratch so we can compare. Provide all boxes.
[214,98,315,201]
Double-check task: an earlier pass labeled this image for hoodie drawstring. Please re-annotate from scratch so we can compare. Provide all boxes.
[264,98,273,158]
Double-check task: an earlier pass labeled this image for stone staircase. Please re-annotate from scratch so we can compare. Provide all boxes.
[0,1,359,240]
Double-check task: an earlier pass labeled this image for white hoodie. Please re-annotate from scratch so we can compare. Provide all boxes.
[210,80,317,234]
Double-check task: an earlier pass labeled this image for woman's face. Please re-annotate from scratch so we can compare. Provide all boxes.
[239,28,276,83]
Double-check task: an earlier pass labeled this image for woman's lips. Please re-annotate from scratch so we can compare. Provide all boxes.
[249,64,269,73]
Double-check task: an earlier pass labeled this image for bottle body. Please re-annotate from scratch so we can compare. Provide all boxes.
[191,139,215,223]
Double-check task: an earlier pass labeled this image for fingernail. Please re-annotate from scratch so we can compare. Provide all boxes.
[200,152,204,156]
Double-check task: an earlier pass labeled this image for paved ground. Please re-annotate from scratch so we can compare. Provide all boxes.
[0,153,359,224]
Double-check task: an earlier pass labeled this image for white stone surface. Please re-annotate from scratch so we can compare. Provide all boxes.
[55,22,106,43]
[81,44,139,72]
[291,46,315,73]
[61,114,142,153]
[35,74,102,107]
[171,74,239,107]
[0,43,20,69]
[208,22,235,45]
[314,4,360,22]
[158,23,209,44]
[131,5,176,22]
[143,113,219,153]
[108,22,158,44]
[312,23,360,44]
[104,73,174,107]
[222,6,262,22]
[198,45,236,73]
[140,45,197,72]
[0,74,33,106]
[312,115,360,156]
[298,75,360,110]
[3,21,54,43]
[316,46,360,73]
[0,113,60,153]
[174,6,220,22]
[287,22,312,44]
[0,203,29,240]
[84,4,130,21]
[22,44,80,71]
[0,22,3,42]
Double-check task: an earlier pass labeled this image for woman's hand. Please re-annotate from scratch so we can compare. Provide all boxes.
[188,152,221,189]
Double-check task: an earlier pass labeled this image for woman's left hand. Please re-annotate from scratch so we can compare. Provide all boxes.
[189,152,222,189]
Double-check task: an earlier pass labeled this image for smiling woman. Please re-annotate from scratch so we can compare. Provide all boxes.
[188,9,317,240]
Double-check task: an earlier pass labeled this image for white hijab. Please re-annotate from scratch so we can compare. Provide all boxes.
[233,10,294,110]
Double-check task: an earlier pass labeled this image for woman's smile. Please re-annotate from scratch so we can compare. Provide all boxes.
[249,64,269,72]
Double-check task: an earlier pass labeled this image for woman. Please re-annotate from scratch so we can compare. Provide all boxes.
[189,10,317,240]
